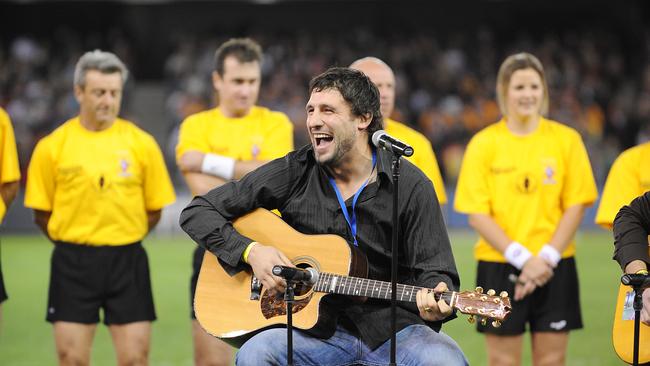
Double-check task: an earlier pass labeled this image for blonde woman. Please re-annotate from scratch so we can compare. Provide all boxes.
[454,52,597,366]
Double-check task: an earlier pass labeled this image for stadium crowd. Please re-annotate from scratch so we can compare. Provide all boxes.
[3,25,650,187]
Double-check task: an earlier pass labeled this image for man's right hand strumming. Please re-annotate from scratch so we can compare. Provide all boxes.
[247,243,294,296]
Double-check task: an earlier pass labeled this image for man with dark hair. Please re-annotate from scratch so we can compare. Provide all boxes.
[180,67,467,365]
[213,38,263,76]
[176,37,293,365]
[25,50,176,366]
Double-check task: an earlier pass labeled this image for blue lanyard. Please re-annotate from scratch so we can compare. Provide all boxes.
[328,151,377,246]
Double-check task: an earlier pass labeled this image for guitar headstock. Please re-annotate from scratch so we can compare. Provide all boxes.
[452,287,512,327]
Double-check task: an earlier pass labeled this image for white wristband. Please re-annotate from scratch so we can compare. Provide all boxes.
[201,153,235,180]
[504,242,533,270]
[538,244,561,268]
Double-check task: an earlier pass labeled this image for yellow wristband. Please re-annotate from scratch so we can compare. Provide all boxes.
[242,242,258,264]
[635,269,649,275]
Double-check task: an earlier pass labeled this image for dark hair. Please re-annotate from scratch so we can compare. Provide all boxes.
[309,67,383,138]
[213,38,263,76]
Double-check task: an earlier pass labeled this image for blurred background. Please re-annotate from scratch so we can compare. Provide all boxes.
[3,0,650,232]
[1,1,646,364]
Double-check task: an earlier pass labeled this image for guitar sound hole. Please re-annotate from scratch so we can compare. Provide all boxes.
[293,282,311,296]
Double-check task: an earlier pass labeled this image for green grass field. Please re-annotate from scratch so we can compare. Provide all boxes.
[0,230,625,365]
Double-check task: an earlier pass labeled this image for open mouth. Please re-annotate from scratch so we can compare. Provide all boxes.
[313,133,333,148]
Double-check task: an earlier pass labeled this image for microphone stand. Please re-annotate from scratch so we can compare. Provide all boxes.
[284,282,297,366]
[622,274,648,366]
[371,131,414,364]
[389,153,403,366]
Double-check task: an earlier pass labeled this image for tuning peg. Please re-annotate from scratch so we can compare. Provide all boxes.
[487,289,496,296]
[475,286,483,294]
[467,315,475,324]
[481,318,487,326]
[500,291,508,298]
[492,320,502,328]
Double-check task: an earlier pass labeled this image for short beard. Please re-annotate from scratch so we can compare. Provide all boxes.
[316,136,355,167]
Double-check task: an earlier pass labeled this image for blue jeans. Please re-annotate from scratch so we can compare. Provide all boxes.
[236,324,468,366]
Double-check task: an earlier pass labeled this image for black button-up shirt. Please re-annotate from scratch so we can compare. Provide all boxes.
[613,191,650,270]
[180,144,460,349]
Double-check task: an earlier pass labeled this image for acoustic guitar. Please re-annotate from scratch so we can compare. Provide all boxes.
[612,250,650,364]
[194,208,512,347]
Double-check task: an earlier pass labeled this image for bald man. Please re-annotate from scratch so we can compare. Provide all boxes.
[351,57,447,204]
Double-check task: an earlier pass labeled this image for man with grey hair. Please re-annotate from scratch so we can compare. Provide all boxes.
[350,57,447,206]
[25,50,176,366]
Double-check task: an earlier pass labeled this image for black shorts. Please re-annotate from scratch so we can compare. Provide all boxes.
[190,246,205,319]
[476,258,582,335]
[0,241,7,303]
[47,241,156,325]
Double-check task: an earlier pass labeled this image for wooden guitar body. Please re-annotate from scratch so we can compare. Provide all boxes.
[194,209,511,347]
[194,209,366,347]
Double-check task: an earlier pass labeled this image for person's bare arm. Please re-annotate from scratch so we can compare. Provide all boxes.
[468,213,553,301]
[33,210,51,238]
[0,181,19,209]
[233,160,269,180]
[625,259,648,274]
[178,150,269,182]
[467,213,512,253]
[183,172,227,196]
[147,210,162,232]
[510,204,585,301]
[545,204,585,256]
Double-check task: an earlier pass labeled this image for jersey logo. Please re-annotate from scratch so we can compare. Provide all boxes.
[119,158,131,177]
[251,144,261,159]
[543,165,556,184]
[251,135,263,159]
[540,157,557,185]
[515,171,538,194]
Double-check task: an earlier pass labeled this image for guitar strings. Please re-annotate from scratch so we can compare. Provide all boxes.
[313,272,454,303]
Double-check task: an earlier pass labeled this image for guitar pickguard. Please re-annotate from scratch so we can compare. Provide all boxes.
[260,290,313,319]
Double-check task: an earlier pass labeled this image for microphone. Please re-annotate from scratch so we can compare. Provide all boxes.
[372,130,414,157]
[621,273,650,289]
[272,265,319,285]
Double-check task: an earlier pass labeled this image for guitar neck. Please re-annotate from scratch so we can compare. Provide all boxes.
[312,272,455,305]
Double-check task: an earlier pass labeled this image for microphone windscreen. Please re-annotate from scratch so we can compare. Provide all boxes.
[371,130,386,147]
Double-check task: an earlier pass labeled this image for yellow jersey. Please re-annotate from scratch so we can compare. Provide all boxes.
[25,117,176,245]
[176,106,294,178]
[454,117,597,262]
[595,142,650,229]
[385,118,447,205]
[0,108,21,222]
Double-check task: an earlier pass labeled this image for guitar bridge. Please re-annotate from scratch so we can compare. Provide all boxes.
[250,275,262,300]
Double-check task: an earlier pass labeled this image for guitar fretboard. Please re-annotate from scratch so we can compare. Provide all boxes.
[312,272,454,304]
